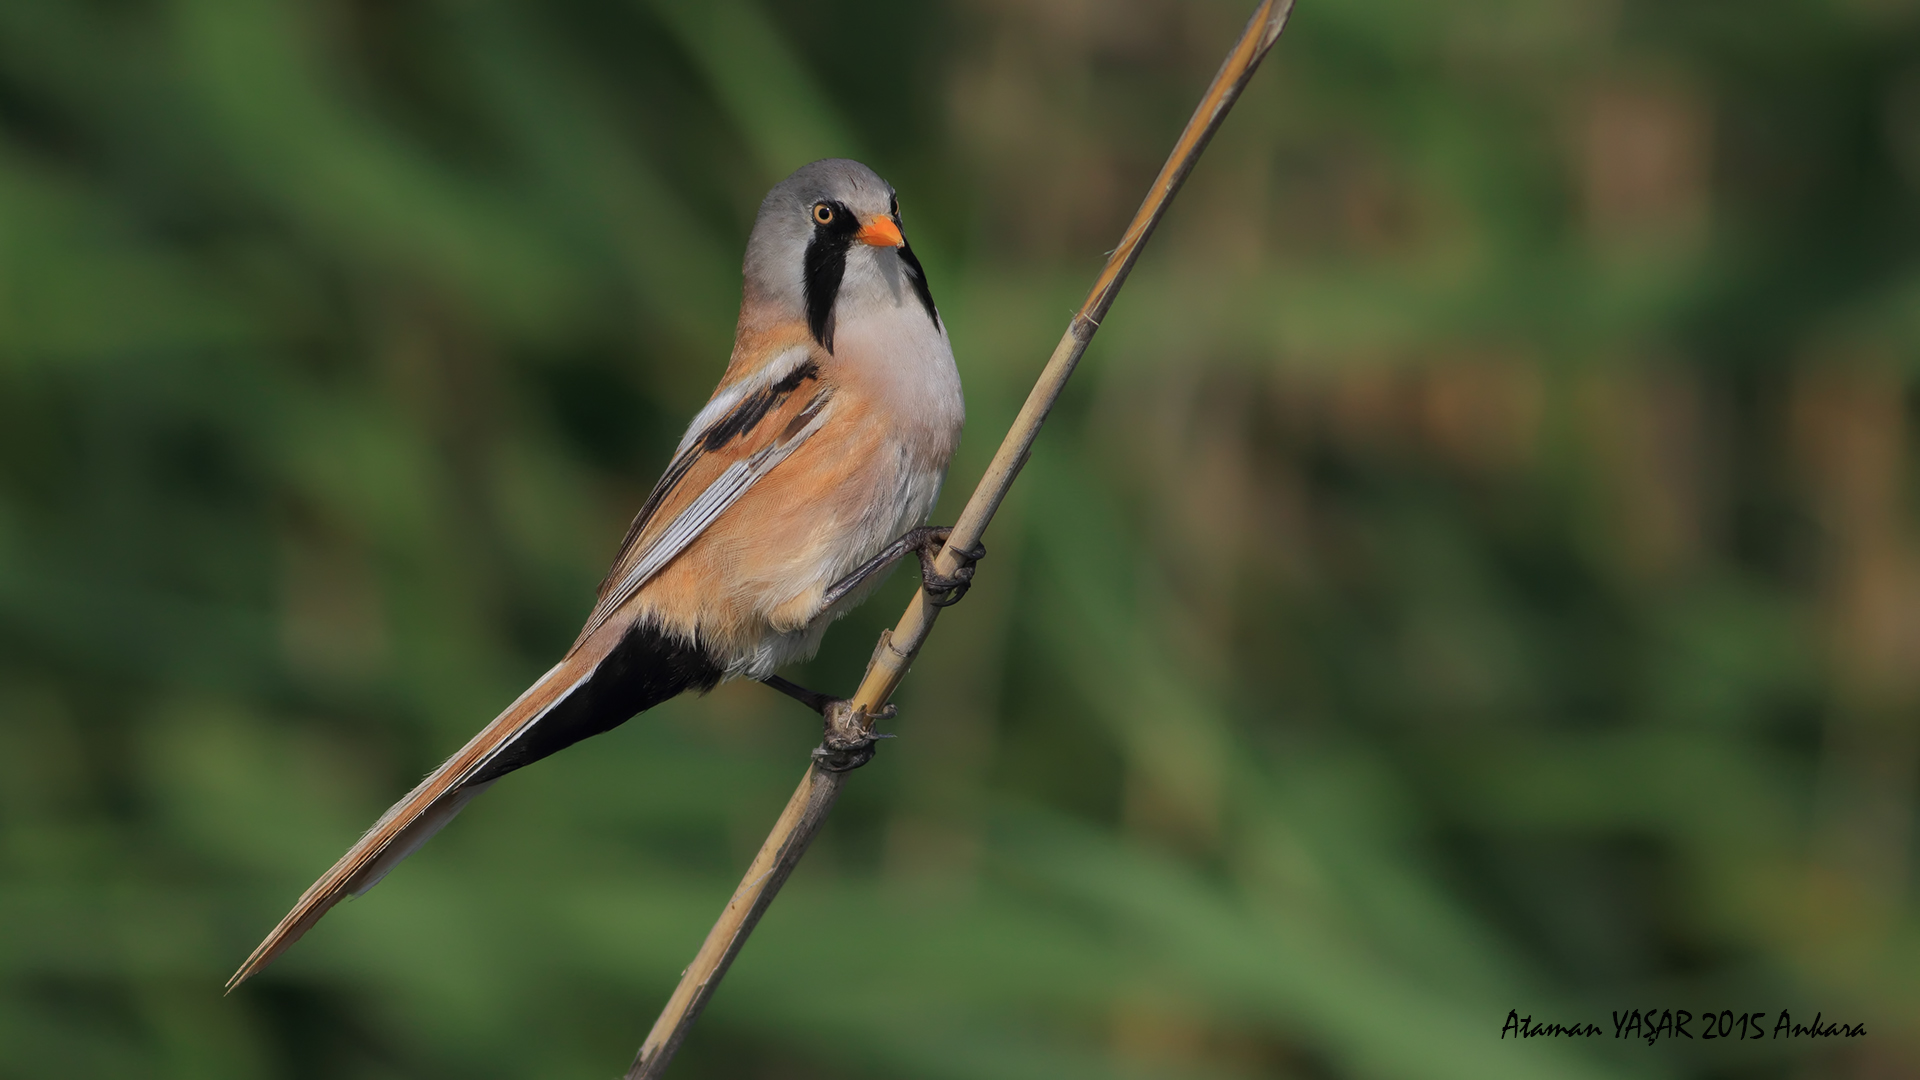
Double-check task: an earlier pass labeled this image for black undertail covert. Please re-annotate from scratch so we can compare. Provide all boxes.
[467,622,723,785]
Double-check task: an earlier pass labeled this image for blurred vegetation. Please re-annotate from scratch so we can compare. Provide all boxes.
[1,0,1918,1077]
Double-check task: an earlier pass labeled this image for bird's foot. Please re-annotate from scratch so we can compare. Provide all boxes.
[905,526,987,608]
[814,698,897,772]
[761,675,894,771]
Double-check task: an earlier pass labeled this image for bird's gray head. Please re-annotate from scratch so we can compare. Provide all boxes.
[743,158,939,353]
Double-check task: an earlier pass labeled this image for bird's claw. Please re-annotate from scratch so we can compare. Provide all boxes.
[921,563,974,605]
[908,527,986,607]
[813,699,898,771]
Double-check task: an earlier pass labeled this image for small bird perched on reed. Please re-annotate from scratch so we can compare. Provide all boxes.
[229,159,978,989]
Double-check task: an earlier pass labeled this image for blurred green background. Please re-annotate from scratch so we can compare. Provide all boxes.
[1,0,1917,1076]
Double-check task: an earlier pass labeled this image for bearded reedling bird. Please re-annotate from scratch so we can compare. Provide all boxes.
[228,159,979,988]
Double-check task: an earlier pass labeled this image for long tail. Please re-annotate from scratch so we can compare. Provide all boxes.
[227,621,722,990]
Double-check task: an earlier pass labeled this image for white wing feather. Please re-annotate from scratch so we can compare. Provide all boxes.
[578,390,831,639]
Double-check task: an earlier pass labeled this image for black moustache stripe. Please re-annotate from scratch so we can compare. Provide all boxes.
[802,203,942,352]
[896,238,940,331]
[803,201,859,352]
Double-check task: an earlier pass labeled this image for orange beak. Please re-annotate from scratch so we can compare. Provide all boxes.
[855,215,905,248]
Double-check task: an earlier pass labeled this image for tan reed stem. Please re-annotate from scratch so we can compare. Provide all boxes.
[624,3,1296,1075]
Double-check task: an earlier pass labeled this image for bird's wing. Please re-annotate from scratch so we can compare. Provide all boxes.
[578,345,831,642]
[228,346,831,991]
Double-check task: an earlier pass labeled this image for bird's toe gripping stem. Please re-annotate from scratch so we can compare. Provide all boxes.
[812,698,897,772]
[906,526,987,608]
[760,675,896,771]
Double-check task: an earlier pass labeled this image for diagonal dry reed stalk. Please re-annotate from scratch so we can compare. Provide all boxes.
[624,3,1296,1075]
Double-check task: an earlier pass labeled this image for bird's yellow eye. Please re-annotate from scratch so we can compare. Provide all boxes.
[813,203,834,225]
